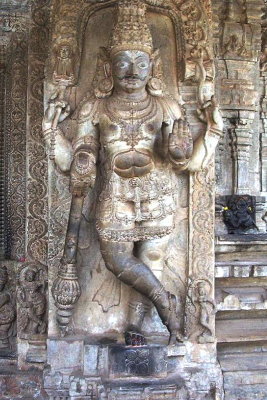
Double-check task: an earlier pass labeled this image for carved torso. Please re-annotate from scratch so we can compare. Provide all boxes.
[76,93,181,241]
[100,94,162,178]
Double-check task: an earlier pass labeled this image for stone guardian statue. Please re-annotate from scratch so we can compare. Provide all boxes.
[43,0,223,345]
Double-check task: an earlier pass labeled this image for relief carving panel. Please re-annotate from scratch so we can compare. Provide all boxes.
[0,264,16,354]
[43,0,221,354]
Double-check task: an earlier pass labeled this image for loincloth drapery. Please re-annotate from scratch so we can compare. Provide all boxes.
[96,168,176,242]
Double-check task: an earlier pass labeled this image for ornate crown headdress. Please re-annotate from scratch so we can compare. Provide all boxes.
[109,0,153,56]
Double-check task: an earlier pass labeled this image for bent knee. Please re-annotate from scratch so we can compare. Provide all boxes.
[139,248,165,263]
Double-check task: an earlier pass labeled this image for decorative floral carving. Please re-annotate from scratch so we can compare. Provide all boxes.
[125,349,150,375]
[27,0,50,263]
[8,35,28,260]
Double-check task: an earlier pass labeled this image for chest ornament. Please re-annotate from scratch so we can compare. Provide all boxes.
[103,95,159,147]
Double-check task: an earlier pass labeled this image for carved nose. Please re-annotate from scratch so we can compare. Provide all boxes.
[129,62,138,75]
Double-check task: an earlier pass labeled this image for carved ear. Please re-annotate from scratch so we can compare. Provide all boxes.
[104,62,112,78]
[93,47,113,98]
[98,47,112,78]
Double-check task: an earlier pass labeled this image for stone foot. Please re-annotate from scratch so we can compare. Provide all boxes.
[198,333,215,343]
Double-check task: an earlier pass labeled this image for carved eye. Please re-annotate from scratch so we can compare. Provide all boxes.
[117,61,128,69]
[138,62,149,69]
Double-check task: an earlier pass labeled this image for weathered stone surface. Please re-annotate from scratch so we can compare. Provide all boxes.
[0,368,48,399]
[109,345,167,378]
[0,0,267,399]
[47,339,83,373]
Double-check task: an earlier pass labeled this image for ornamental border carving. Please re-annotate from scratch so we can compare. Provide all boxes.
[26,0,51,264]
[186,162,215,341]
[8,33,28,260]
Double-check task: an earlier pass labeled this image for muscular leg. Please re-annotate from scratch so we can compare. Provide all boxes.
[131,236,171,342]
[100,239,180,345]
[100,240,169,306]
[137,235,170,281]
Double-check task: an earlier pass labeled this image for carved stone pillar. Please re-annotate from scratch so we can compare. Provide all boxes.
[261,116,267,193]
[186,162,216,346]
[0,45,6,260]
[16,0,51,369]
[255,196,267,232]
[230,114,254,195]
[260,72,267,193]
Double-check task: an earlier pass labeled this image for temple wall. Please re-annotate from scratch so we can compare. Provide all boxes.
[0,0,266,399]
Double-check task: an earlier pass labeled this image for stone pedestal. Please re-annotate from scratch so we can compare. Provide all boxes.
[44,339,223,400]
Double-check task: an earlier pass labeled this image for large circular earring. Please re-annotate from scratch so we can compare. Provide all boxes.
[94,76,113,98]
[147,76,164,96]
[99,76,114,93]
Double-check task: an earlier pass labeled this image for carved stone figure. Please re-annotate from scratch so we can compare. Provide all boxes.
[0,266,16,350]
[53,43,75,83]
[223,34,248,57]
[223,195,257,234]
[195,281,216,343]
[43,0,222,345]
[17,265,46,336]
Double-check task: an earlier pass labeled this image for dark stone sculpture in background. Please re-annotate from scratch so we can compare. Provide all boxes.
[17,265,46,337]
[0,266,16,350]
[43,0,223,345]
[223,195,258,234]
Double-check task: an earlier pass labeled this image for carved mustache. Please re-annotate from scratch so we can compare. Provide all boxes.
[118,74,146,81]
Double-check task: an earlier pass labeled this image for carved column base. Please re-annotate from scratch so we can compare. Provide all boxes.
[52,263,81,336]
[26,335,47,363]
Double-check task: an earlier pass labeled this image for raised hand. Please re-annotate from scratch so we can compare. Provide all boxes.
[168,119,193,161]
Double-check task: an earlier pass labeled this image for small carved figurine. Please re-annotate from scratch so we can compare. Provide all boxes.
[223,33,249,58]
[0,266,16,349]
[196,281,216,343]
[17,266,46,336]
[223,35,241,56]
[53,43,75,83]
